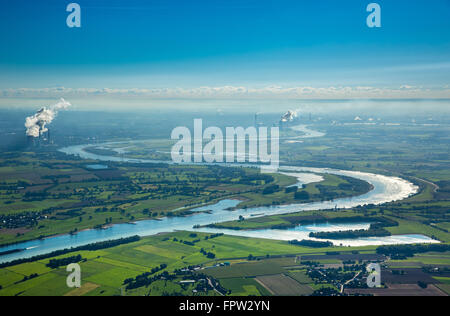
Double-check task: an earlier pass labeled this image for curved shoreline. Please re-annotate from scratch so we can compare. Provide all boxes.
[0,126,430,263]
[66,141,419,208]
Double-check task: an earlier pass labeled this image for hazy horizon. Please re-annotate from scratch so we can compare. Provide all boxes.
[1,98,449,116]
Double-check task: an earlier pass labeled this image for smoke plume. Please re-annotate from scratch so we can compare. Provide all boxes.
[280,110,298,122]
[25,98,71,137]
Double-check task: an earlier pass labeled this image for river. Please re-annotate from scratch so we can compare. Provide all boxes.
[0,125,438,263]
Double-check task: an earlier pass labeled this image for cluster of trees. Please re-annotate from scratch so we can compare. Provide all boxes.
[313,176,373,201]
[239,173,274,185]
[0,236,140,269]
[172,237,200,246]
[285,186,298,194]
[307,265,362,293]
[125,267,229,295]
[0,212,43,229]
[362,217,399,229]
[200,248,216,259]
[41,174,71,183]
[338,176,373,193]
[46,254,83,269]
[16,273,39,284]
[53,208,85,219]
[22,191,49,202]
[309,228,391,240]
[184,240,200,246]
[272,178,369,201]
[262,184,280,195]
[131,166,274,200]
[376,244,450,259]
[294,191,310,200]
[0,248,24,256]
[142,209,160,217]
[311,287,343,296]
[204,233,223,240]
[271,215,398,232]
[288,239,333,248]
[204,223,243,230]
[123,264,170,290]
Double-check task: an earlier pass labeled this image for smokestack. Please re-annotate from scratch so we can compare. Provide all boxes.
[280,110,298,123]
[27,136,35,147]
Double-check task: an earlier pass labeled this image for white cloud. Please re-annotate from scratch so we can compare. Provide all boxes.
[1,85,449,99]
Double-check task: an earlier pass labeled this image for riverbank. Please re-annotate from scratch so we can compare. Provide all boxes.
[0,125,424,263]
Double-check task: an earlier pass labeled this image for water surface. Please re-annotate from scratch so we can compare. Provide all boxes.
[0,126,433,264]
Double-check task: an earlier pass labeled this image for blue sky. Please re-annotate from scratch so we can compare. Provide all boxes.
[0,0,449,99]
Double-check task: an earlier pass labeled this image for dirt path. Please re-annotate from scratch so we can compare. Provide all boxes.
[255,278,275,295]
[410,176,440,193]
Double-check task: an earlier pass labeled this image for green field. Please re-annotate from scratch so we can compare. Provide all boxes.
[0,153,300,245]
[220,278,271,296]
[0,119,449,296]
[0,231,380,296]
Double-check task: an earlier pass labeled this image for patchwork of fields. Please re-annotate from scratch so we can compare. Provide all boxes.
[0,118,449,296]
[0,152,301,245]
[0,231,381,296]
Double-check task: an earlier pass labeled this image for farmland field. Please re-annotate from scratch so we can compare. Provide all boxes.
[1,0,450,300]
[0,231,384,296]
[256,274,313,296]
[0,110,449,297]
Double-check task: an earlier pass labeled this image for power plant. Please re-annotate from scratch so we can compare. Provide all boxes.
[24,98,70,147]
[27,128,52,147]
[279,110,299,129]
